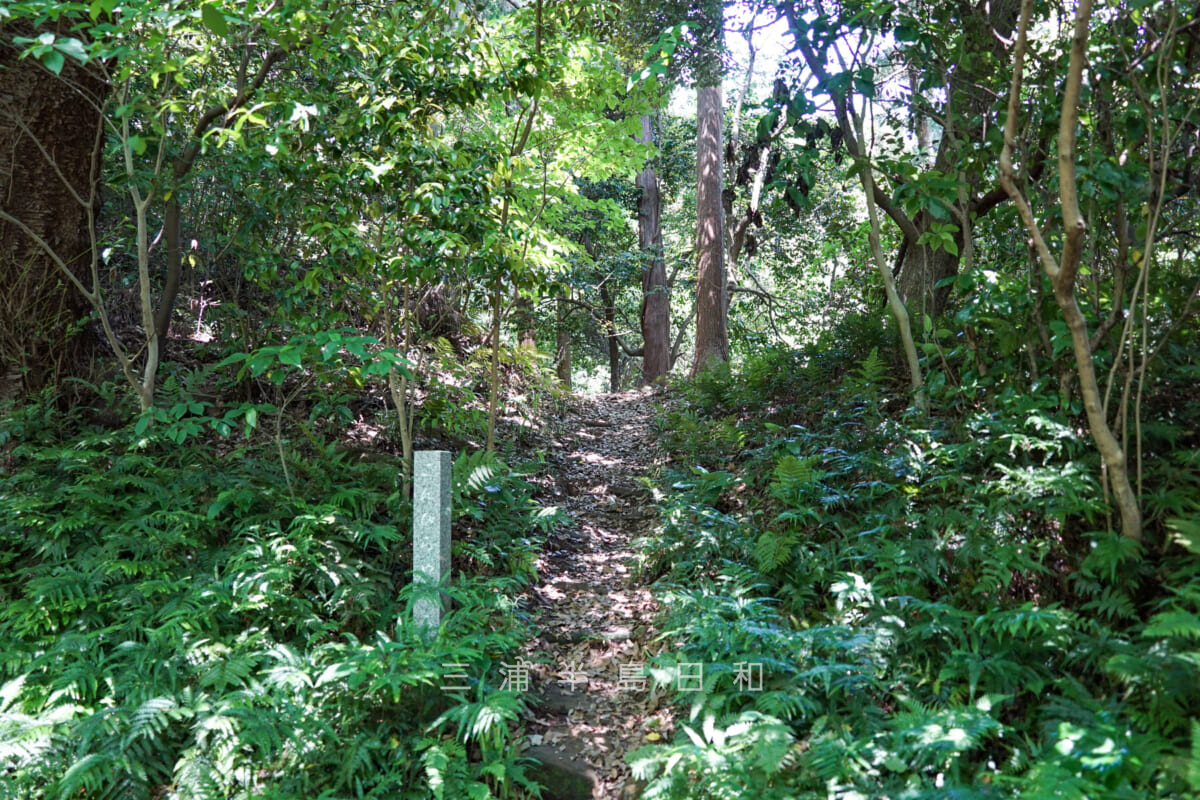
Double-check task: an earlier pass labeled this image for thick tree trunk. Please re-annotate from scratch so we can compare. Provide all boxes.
[909,66,932,163]
[895,236,959,321]
[691,82,729,375]
[637,114,670,384]
[895,0,1021,318]
[0,23,105,396]
[514,294,537,350]
[155,194,182,361]
[854,110,928,413]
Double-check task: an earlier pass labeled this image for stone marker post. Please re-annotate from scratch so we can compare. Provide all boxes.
[413,450,451,635]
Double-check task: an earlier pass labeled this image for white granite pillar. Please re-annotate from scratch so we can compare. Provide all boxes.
[413,450,451,635]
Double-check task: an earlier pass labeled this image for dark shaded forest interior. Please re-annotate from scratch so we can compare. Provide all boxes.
[3,0,1200,797]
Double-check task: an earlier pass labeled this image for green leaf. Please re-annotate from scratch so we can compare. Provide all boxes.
[41,49,65,75]
[54,38,89,65]
[1189,722,1200,791]
[927,202,951,222]
[248,350,276,375]
[853,68,876,99]
[278,346,303,367]
[201,3,230,37]
[826,71,852,97]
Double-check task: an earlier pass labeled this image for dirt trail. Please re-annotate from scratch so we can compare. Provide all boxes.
[519,388,674,799]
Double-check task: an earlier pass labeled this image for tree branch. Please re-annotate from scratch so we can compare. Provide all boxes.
[176,46,290,178]
[787,12,921,243]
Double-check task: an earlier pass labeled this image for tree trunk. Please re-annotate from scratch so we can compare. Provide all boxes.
[599,280,621,392]
[853,108,928,414]
[788,0,1019,322]
[155,193,182,360]
[691,82,729,375]
[514,294,537,350]
[690,0,727,376]
[555,295,572,388]
[637,114,670,384]
[0,22,105,396]
[909,65,932,163]
[894,0,1021,318]
[999,0,1141,541]
[895,236,959,322]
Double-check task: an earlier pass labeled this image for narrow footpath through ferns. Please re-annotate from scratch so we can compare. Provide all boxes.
[518,388,674,799]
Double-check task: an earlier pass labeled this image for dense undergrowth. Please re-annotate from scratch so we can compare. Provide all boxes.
[631,327,1200,799]
[0,371,557,799]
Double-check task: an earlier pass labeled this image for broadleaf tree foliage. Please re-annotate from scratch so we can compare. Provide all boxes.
[2,0,1200,796]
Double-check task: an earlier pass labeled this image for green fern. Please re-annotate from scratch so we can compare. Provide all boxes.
[754,529,795,573]
[0,403,549,800]
[773,454,816,487]
[1143,610,1200,640]
[1189,721,1200,793]
[856,347,886,385]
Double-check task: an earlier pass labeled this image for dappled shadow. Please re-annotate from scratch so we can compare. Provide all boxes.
[518,387,674,795]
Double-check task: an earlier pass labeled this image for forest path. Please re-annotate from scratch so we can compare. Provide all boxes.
[518,387,673,799]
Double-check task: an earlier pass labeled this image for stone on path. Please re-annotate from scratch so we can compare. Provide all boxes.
[619,779,648,799]
[524,743,601,800]
[530,684,591,716]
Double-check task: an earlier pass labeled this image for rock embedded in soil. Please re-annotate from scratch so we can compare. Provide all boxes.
[524,743,601,800]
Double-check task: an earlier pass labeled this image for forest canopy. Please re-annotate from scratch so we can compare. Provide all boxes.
[2,0,1199,797]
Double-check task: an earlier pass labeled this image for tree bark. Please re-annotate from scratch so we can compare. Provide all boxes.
[555,295,572,387]
[895,237,959,320]
[514,294,537,350]
[909,65,932,163]
[999,0,1142,541]
[691,82,729,375]
[852,107,928,413]
[894,0,1021,317]
[637,114,670,384]
[599,280,621,392]
[0,22,105,395]
[155,194,182,354]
